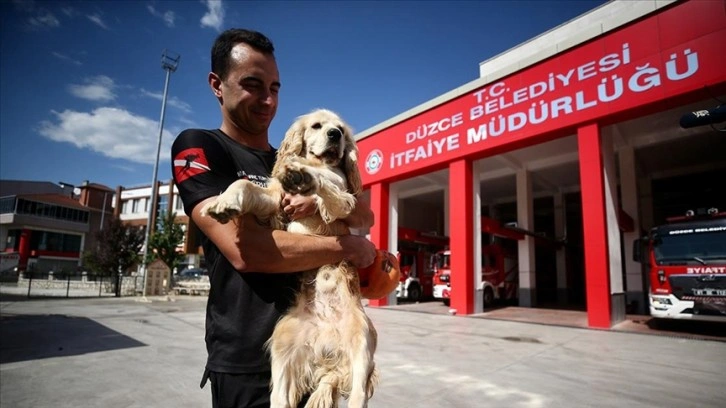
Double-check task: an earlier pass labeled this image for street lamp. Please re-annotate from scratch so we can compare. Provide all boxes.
[140,49,180,302]
[58,181,76,198]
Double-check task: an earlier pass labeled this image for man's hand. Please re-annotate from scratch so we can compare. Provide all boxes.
[338,235,377,269]
[281,193,317,220]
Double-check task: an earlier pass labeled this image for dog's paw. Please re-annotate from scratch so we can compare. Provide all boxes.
[200,196,241,224]
[279,163,317,195]
[305,383,336,408]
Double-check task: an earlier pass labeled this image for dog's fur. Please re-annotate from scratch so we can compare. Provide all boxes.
[201,109,378,408]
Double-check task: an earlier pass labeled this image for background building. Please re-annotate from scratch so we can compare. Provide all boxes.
[114,179,203,272]
[0,180,114,274]
[354,0,726,328]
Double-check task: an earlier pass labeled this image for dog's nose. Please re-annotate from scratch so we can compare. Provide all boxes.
[327,127,342,142]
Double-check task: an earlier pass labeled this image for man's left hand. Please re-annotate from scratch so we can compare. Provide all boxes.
[282,193,317,220]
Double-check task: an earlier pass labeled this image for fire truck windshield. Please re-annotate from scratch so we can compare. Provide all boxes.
[653,230,726,264]
[434,253,450,268]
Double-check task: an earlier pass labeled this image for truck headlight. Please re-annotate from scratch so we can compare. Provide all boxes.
[650,296,672,306]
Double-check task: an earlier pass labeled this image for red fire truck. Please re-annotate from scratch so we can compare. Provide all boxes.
[633,207,726,322]
[396,227,448,301]
[432,244,518,307]
[432,217,523,307]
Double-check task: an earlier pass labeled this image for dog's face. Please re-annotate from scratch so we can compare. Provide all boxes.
[276,109,362,195]
[293,109,352,166]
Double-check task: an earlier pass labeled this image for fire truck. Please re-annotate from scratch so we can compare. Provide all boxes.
[431,244,518,307]
[432,217,526,307]
[633,207,726,322]
[396,227,448,301]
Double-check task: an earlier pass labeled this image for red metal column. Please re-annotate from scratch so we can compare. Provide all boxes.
[18,228,31,269]
[577,123,612,328]
[367,182,390,307]
[449,159,474,315]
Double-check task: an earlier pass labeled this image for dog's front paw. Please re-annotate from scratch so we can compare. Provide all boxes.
[280,163,317,195]
[200,195,241,224]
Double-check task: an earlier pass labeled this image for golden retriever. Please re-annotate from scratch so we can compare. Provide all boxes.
[201,109,378,408]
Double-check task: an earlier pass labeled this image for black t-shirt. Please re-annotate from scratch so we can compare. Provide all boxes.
[171,128,299,373]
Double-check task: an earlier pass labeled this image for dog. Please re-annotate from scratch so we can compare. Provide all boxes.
[201,109,378,408]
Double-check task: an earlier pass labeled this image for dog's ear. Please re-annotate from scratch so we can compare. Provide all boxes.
[272,117,306,176]
[343,129,362,196]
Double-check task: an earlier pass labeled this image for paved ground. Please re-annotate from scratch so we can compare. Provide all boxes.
[1,292,725,408]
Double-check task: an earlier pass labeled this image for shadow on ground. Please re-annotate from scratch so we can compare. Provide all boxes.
[0,314,146,364]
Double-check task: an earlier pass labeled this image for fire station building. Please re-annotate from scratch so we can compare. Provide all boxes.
[356,0,726,328]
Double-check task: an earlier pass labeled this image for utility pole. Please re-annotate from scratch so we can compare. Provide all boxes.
[140,49,180,302]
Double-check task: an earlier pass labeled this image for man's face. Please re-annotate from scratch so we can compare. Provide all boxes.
[216,43,280,137]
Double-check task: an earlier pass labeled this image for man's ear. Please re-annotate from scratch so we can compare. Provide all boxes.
[209,72,223,100]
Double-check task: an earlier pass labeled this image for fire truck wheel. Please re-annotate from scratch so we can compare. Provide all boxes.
[442,298,450,306]
[407,283,422,302]
[482,287,495,308]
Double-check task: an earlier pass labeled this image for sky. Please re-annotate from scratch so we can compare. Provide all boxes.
[0,0,608,191]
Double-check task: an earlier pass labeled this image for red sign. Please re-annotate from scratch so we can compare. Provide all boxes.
[359,0,726,185]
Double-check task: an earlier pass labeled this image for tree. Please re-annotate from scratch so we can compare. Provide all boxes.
[146,210,185,292]
[83,217,144,296]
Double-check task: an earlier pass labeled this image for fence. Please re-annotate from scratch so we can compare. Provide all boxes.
[15,271,144,298]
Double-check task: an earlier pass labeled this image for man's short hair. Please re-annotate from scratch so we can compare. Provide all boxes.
[211,28,275,80]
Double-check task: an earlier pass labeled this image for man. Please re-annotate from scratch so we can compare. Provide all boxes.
[171,28,376,408]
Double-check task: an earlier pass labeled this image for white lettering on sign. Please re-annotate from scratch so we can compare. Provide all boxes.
[692,288,726,296]
[669,226,726,235]
[390,133,460,169]
[687,267,726,274]
[465,45,699,146]
[387,43,702,173]
[405,113,464,144]
[471,44,631,115]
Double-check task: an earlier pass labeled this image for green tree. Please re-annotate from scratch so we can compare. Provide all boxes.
[147,210,185,291]
[83,217,144,295]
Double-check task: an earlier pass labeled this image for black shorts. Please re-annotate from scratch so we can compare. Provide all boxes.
[201,369,309,408]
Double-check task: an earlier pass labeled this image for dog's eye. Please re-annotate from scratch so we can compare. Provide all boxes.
[311,123,322,129]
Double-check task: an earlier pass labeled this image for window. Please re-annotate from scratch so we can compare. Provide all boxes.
[158,195,169,212]
[29,231,82,253]
[132,199,140,213]
[14,198,88,224]
[0,197,16,214]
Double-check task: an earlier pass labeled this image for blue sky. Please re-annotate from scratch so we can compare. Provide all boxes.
[0,0,607,190]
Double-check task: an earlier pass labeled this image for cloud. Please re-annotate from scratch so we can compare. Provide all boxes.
[38,107,176,165]
[147,4,176,27]
[140,88,192,113]
[12,0,59,29]
[110,163,137,173]
[60,7,78,17]
[177,117,199,128]
[87,13,110,30]
[68,76,116,102]
[52,51,83,66]
[200,0,224,32]
[27,10,60,29]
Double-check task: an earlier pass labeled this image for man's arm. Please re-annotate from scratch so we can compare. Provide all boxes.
[344,198,374,230]
[191,196,377,273]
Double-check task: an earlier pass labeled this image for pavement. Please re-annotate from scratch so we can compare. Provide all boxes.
[1,291,725,408]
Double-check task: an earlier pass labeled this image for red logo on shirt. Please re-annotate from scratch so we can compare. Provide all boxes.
[173,148,211,183]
